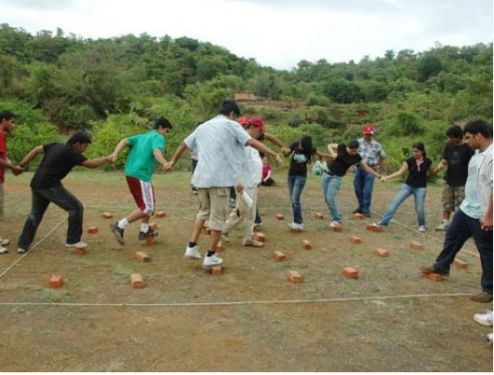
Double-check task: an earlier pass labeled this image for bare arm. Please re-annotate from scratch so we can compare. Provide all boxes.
[359,160,381,178]
[166,143,190,171]
[18,145,45,168]
[327,143,338,159]
[382,161,408,181]
[110,138,130,163]
[153,148,169,170]
[247,138,284,167]
[480,191,493,231]
[432,159,447,175]
[264,132,290,154]
[315,150,332,159]
[81,155,112,169]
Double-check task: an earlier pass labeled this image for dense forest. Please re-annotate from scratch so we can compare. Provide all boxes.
[0,23,492,171]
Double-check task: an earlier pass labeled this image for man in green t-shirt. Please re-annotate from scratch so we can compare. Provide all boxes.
[109,117,172,244]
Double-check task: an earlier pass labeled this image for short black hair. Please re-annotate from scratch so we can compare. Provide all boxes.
[218,100,240,117]
[154,116,172,130]
[464,119,492,139]
[0,110,16,122]
[348,140,360,149]
[67,131,92,145]
[446,125,463,139]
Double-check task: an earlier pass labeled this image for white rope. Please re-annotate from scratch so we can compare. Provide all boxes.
[0,215,66,280]
[0,292,473,308]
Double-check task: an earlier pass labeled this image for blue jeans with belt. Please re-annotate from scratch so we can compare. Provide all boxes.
[353,165,376,215]
[321,171,343,223]
[287,175,306,224]
[380,183,426,226]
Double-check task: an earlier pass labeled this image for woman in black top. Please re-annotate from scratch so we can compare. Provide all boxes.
[372,142,435,232]
[322,140,381,229]
[283,135,329,231]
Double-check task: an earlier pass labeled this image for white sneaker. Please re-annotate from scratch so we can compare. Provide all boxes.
[329,221,341,228]
[64,241,88,249]
[435,221,449,231]
[0,237,10,246]
[203,253,223,268]
[288,222,304,231]
[17,248,27,254]
[184,244,202,260]
[418,225,426,232]
[473,310,493,327]
[487,332,493,344]
[0,245,8,254]
[242,238,264,247]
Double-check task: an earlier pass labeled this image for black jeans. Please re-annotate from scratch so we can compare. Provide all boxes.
[434,209,493,294]
[18,185,84,249]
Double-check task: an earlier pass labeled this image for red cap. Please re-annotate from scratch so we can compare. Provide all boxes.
[238,116,249,126]
[363,124,374,135]
[249,116,265,133]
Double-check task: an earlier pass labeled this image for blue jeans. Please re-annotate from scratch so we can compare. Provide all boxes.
[380,184,426,226]
[321,172,343,222]
[353,166,375,215]
[287,175,306,224]
[433,209,493,294]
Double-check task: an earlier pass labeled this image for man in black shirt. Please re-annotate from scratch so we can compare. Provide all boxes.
[16,132,112,253]
[432,125,474,231]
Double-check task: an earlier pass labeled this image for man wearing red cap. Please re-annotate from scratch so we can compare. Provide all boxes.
[353,124,385,217]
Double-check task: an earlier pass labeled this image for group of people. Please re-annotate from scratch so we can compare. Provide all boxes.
[0,101,491,342]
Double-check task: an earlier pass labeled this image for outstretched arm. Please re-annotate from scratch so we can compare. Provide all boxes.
[81,155,113,169]
[382,161,408,181]
[110,138,129,163]
[18,145,44,169]
[166,143,190,171]
[264,132,290,154]
[153,149,169,170]
[247,138,284,167]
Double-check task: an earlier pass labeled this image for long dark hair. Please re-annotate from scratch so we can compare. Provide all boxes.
[412,142,426,157]
[299,135,313,163]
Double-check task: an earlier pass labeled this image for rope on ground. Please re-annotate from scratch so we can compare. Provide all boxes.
[0,292,473,308]
[0,215,66,281]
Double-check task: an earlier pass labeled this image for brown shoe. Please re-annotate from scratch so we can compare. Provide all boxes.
[470,291,493,303]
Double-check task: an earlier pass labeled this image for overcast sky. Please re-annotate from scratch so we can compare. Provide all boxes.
[0,0,491,69]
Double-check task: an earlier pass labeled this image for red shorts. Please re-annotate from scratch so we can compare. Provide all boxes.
[126,176,155,216]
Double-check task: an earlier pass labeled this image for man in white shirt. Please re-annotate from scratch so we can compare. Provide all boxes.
[167,100,283,269]
[422,119,492,303]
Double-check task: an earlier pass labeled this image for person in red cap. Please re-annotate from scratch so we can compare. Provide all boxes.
[353,123,385,217]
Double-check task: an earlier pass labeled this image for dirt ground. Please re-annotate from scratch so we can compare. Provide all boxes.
[0,170,492,371]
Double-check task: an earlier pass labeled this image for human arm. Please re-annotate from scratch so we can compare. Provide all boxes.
[17,145,45,170]
[264,132,290,154]
[81,155,113,169]
[153,148,169,170]
[110,138,130,163]
[326,143,338,159]
[359,160,382,179]
[431,159,447,175]
[247,138,284,167]
[480,191,493,231]
[263,167,272,182]
[382,161,408,182]
[315,150,332,159]
[0,157,24,175]
[166,142,190,171]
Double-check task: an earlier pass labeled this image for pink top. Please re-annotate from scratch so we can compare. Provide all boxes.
[262,164,272,179]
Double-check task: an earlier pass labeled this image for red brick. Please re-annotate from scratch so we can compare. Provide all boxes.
[273,250,286,261]
[73,247,86,256]
[148,222,158,231]
[131,273,145,288]
[354,213,365,219]
[373,247,390,257]
[302,239,313,249]
[453,259,468,270]
[366,223,382,232]
[87,226,98,234]
[315,212,324,219]
[210,266,223,276]
[343,267,359,279]
[350,235,362,244]
[145,237,156,247]
[155,210,167,218]
[288,270,303,283]
[254,232,266,242]
[275,213,284,220]
[49,275,63,288]
[101,212,113,219]
[135,251,151,262]
[422,272,445,282]
[409,241,424,250]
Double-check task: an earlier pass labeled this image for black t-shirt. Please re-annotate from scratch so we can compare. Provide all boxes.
[441,143,474,186]
[327,144,362,177]
[31,143,87,189]
[288,142,316,177]
[404,157,432,188]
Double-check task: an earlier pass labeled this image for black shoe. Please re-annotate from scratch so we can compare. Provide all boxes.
[110,222,125,245]
[352,209,362,214]
[420,265,450,276]
[138,228,159,240]
[363,212,371,218]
